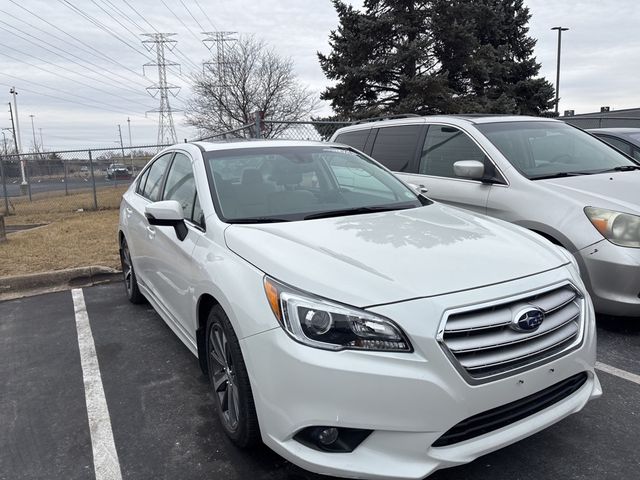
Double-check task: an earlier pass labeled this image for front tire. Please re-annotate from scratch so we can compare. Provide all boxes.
[206,306,260,448]
[119,237,144,304]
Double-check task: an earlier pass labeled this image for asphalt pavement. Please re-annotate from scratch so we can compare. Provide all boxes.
[1,282,639,480]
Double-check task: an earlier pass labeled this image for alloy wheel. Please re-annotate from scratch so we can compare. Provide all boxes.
[209,324,240,431]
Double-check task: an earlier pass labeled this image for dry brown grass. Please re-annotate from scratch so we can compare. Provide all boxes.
[1,187,127,277]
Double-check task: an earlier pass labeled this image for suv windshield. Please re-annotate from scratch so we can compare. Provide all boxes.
[476,121,639,179]
[204,145,428,223]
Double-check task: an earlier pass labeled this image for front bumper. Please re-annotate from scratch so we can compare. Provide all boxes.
[240,268,600,479]
[577,239,640,317]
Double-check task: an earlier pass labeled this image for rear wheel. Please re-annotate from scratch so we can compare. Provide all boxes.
[120,237,144,304]
[206,306,260,448]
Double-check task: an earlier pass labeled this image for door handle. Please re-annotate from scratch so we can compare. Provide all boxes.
[146,226,156,238]
[125,207,133,218]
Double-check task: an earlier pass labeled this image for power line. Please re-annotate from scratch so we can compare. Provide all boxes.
[57,0,154,62]
[193,0,218,31]
[0,72,151,116]
[178,0,206,32]
[4,1,152,86]
[159,0,201,43]
[119,0,201,76]
[0,21,150,95]
[0,47,155,110]
[0,81,148,119]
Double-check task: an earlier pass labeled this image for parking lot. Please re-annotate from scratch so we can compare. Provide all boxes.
[1,282,639,480]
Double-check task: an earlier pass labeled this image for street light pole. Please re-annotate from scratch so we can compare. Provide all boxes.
[29,114,38,153]
[127,117,134,173]
[9,87,28,193]
[551,26,569,115]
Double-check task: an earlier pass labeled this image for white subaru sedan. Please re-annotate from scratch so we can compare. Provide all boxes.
[118,141,600,479]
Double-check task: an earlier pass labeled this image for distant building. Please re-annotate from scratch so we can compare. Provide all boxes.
[560,107,640,129]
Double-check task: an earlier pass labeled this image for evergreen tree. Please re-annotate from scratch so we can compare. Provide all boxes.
[319,0,554,118]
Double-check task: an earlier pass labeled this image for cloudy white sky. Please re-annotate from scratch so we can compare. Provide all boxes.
[0,0,639,150]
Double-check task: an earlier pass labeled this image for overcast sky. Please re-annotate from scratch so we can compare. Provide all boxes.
[1,0,639,150]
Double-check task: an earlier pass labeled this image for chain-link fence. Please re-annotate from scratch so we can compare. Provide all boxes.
[0,118,355,218]
[0,144,169,218]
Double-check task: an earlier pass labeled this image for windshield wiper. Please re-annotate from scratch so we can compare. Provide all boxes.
[597,165,640,173]
[304,205,413,220]
[529,171,595,180]
[227,217,291,224]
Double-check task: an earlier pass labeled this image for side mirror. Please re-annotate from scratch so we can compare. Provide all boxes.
[145,200,188,241]
[408,183,429,194]
[453,160,485,180]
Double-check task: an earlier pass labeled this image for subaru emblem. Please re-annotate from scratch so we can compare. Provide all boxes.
[511,307,545,333]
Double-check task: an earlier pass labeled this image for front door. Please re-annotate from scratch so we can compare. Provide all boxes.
[399,124,494,215]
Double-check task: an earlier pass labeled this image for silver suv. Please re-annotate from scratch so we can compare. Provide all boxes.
[331,115,640,317]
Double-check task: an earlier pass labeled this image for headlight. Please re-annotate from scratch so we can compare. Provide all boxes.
[585,207,640,248]
[263,277,412,352]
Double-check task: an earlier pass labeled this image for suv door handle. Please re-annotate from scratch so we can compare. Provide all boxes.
[146,226,156,238]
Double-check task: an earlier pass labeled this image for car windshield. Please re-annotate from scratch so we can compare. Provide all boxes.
[476,121,638,179]
[204,145,428,222]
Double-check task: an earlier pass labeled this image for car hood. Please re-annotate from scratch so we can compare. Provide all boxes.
[224,204,568,307]
[538,170,640,214]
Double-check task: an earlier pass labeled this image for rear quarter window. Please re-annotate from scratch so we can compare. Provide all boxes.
[370,125,423,172]
[333,130,370,151]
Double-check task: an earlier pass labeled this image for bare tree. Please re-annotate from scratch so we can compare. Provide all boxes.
[186,36,319,138]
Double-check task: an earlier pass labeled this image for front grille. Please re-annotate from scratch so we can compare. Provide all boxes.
[439,284,583,382]
[432,371,588,447]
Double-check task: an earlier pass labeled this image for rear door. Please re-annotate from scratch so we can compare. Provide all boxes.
[399,124,496,215]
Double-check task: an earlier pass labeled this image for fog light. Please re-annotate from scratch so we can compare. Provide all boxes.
[294,426,372,453]
[316,427,339,446]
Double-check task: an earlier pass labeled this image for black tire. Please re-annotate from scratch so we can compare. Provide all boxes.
[119,237,145,304]
[206,306,260,448]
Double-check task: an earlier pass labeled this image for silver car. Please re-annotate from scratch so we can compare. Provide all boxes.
[587,128,640,163]
[331,116,640,317]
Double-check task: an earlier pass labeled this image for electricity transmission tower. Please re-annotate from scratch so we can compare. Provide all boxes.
[202,31,237,128]
[142,33,180,145]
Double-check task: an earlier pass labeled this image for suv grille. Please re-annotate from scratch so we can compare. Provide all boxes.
[432,372,588,447]
[439,284,583,382]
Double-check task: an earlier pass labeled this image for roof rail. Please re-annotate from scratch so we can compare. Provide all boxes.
[354,113,420,124]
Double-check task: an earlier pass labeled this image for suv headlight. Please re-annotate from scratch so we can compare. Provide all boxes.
[263,277,412,352]
[585,207,640,248]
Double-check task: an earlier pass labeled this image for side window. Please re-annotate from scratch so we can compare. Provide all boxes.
[334,130,370,151]
[142,153,173,201]
[597,135,633,156]
[192,194,204,228]
[136,168,150,195]
[370,125,422,172]
[162,153,196,219]
[420,125,486,178]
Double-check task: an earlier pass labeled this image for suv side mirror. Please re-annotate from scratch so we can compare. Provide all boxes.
[145,200,188,241]
[453,160,485,180]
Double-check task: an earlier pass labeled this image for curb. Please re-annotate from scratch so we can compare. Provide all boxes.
[0,266,122,301]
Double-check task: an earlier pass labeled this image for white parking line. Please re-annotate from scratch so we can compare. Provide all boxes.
[596,361,640,386]
[71,288,122,480]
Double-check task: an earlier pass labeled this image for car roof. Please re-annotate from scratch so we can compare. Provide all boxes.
[192,139,341,152]
[332,114,560,133]
[587,128,640,135]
